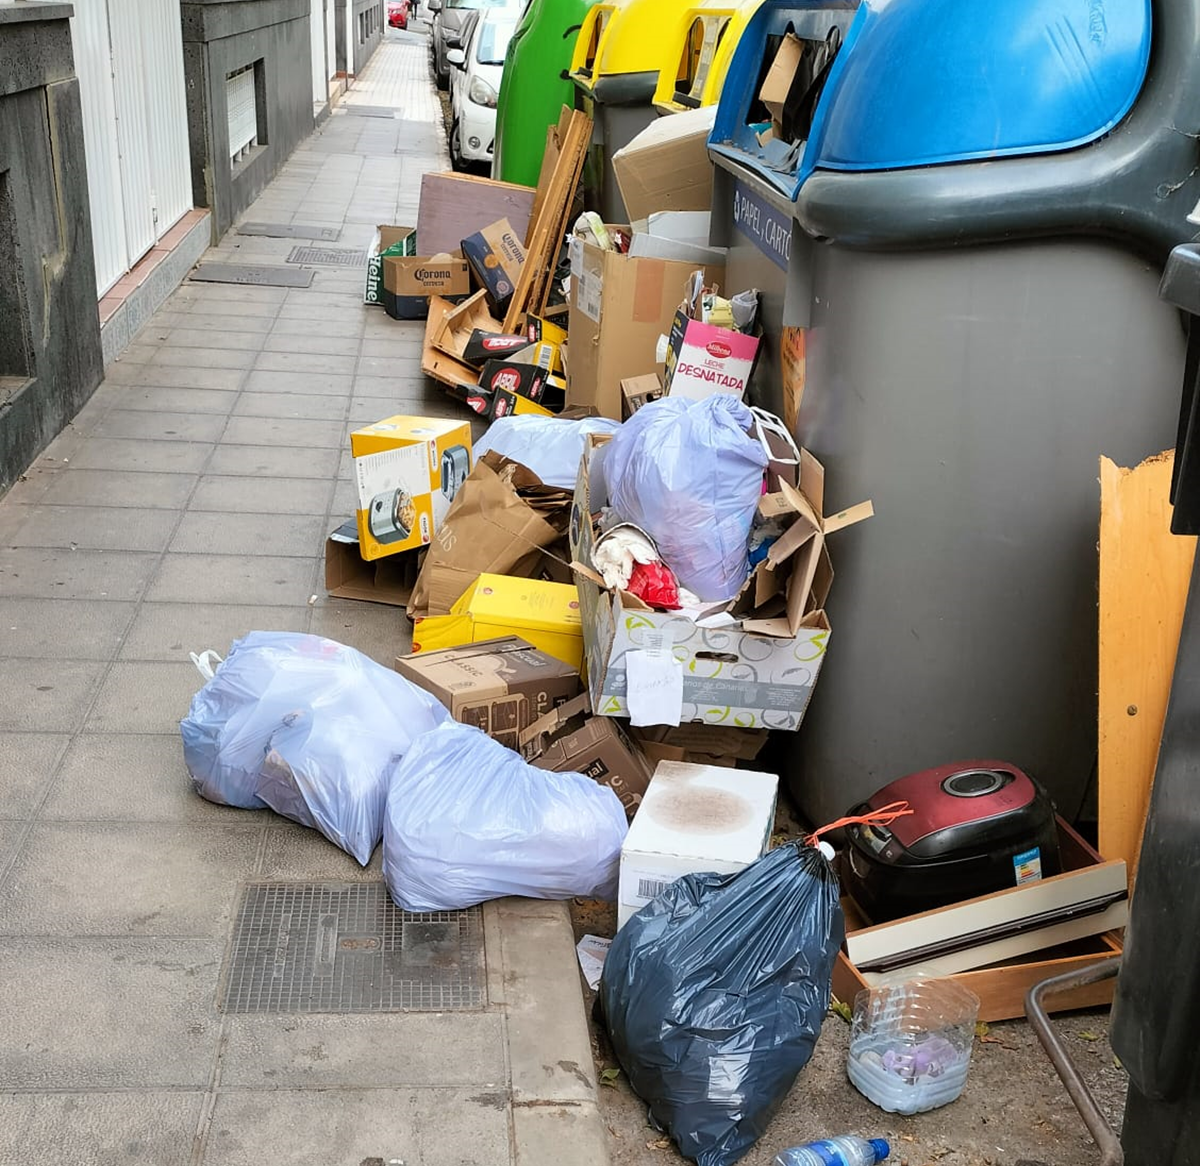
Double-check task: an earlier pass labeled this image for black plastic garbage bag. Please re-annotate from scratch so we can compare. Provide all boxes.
[598,843,844,1166]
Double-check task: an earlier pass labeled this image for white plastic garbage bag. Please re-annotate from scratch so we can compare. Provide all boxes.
[474,414,622,490]
[601,395,768,602]
[382,720,628,911]
[180,631,450,863]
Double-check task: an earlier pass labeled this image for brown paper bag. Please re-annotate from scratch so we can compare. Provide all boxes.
[407,452,572,619]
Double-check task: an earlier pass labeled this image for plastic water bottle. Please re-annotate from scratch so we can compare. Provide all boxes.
[773,1135,890,1166]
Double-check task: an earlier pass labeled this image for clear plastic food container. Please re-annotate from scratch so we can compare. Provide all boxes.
[847,976,980,1114]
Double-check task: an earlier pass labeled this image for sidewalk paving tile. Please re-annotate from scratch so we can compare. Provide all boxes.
[0,659,108,732]
[0,937,223,1089]
[0,732,70,817]
[0,1093,204,1166]
[0,547,158,600]
[5,505,179,552]
[188,475,334,516]
[146,552,318,606]
[40,733,262,823]
[0,821,263,936]
[0,598,136,658]
[170,511,329,556]
[118,601,308,661]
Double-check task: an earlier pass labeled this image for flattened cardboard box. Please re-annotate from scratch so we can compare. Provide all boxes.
[520,693,653,819]
[395,636,580,751]
[570,436,870,729]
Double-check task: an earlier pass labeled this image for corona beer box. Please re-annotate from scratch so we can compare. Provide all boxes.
[382,252,471,320]
[351,415,473,561]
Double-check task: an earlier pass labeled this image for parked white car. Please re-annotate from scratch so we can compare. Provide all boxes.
[448,8,518,170]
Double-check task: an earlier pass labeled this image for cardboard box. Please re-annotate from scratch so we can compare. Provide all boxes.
[566,234,724,419]
[621,373,663,418]
[382,253,471,320]
[324,519,423,606]
[611,105,717,223]
[525,315,568,347]
[411,573,584,670]
[432,290,505,362]
[462,330,531,367]
[365,225,417,305]
[461,218,527,313]
[617,760,779,928]
[351,415,473,561]
[521,693,654,819]
[479,359,564,419]
[631,723,768,761]
[664,311,759,401]
[418,172,536,256]
[395,636,581,750]
[571,436,870,728]
[833,820,1125,1023]
[422,296,492,411]
[628,211,726,268]
[760,33,804,125]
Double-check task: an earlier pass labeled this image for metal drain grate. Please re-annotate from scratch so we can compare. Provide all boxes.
[221,882,486,1014]
[190,262,314,288]
[238,222,342,242]
[287,246,368,267]
[343,105,398,119]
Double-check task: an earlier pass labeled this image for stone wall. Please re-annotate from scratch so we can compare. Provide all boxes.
[181,0,317,240]
[0,3,104,497]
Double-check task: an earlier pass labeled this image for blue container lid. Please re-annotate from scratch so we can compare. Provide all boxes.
[709,0,1151,202]
[870,1137,891,1162]
[810,0,1151,171]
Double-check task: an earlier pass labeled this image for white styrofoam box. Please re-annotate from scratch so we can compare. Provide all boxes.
[617,760,779,928]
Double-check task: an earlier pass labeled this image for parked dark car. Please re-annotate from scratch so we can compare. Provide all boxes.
[432,0,520,90]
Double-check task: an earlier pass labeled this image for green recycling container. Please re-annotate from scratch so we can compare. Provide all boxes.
[492,0,593,188]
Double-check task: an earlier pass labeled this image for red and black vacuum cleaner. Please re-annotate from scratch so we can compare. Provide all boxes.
[841,760,1061,922]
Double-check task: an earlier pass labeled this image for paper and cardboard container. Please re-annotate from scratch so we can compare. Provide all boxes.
[617,760,779,928]
[611,105,717,223]
[382,252,471,320]
[365,225,417,305]
[351,415,473,561]
[411,573,584,670]
[566,234,724,419]
[395,636,581,750]
[663,311,759,402]
[571,436,870,729]
[520,693,654,819]
[834,820,1126,1023]
[461,218,527,312]
[324,519,423,606]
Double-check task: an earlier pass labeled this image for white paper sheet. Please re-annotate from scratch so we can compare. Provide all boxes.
[575,934,612,990]
[625,648,684,727]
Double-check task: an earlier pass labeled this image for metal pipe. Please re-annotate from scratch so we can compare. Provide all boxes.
[1025,958,1124,1166]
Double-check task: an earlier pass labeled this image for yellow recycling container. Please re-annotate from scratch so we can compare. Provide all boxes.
[652,0,765,114]
[570,0,698,219]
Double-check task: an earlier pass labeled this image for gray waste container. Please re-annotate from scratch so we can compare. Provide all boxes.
[707,0,1199,826]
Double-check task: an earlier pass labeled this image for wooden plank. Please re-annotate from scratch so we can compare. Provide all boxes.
[834,933,1122,1023]
[502,109,592,333]
[527,117,565,242]
[1098,450,1196,882]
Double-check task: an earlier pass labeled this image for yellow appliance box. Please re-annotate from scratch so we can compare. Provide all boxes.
[411,574,584,671]
[351,415,473,561]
